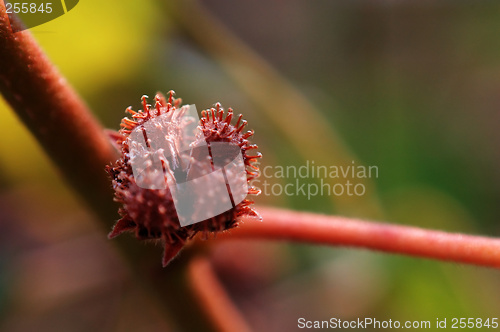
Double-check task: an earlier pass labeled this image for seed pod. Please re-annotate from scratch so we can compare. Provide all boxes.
[106,91,261,266]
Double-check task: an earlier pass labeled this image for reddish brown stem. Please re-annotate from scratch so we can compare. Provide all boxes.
[0,4,118,221]
[0,8,224,331]
[222,207,500,269]
[188,257,253,332]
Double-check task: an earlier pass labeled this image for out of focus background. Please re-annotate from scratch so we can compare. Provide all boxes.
[1,0,499,331]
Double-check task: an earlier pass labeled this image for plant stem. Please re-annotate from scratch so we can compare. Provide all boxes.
[189,257,253,332]
[0,4,118,222]
[0,7,217,331]
[221,207,500,269]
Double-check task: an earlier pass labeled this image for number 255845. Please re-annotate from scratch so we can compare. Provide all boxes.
[6,2,53,14]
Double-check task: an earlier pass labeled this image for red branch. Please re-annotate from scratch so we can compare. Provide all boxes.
[188,257,253,332]
[221,207,500,269]
[0,4,118,222]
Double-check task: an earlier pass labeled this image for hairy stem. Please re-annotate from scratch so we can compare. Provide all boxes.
[0,7,217,331]
[0,4,118,222]
[222,207,500,269]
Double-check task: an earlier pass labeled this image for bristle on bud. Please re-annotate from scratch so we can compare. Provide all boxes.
[106,92,261,267]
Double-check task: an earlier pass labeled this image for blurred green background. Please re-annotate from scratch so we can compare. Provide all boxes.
[0,0,499,331]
